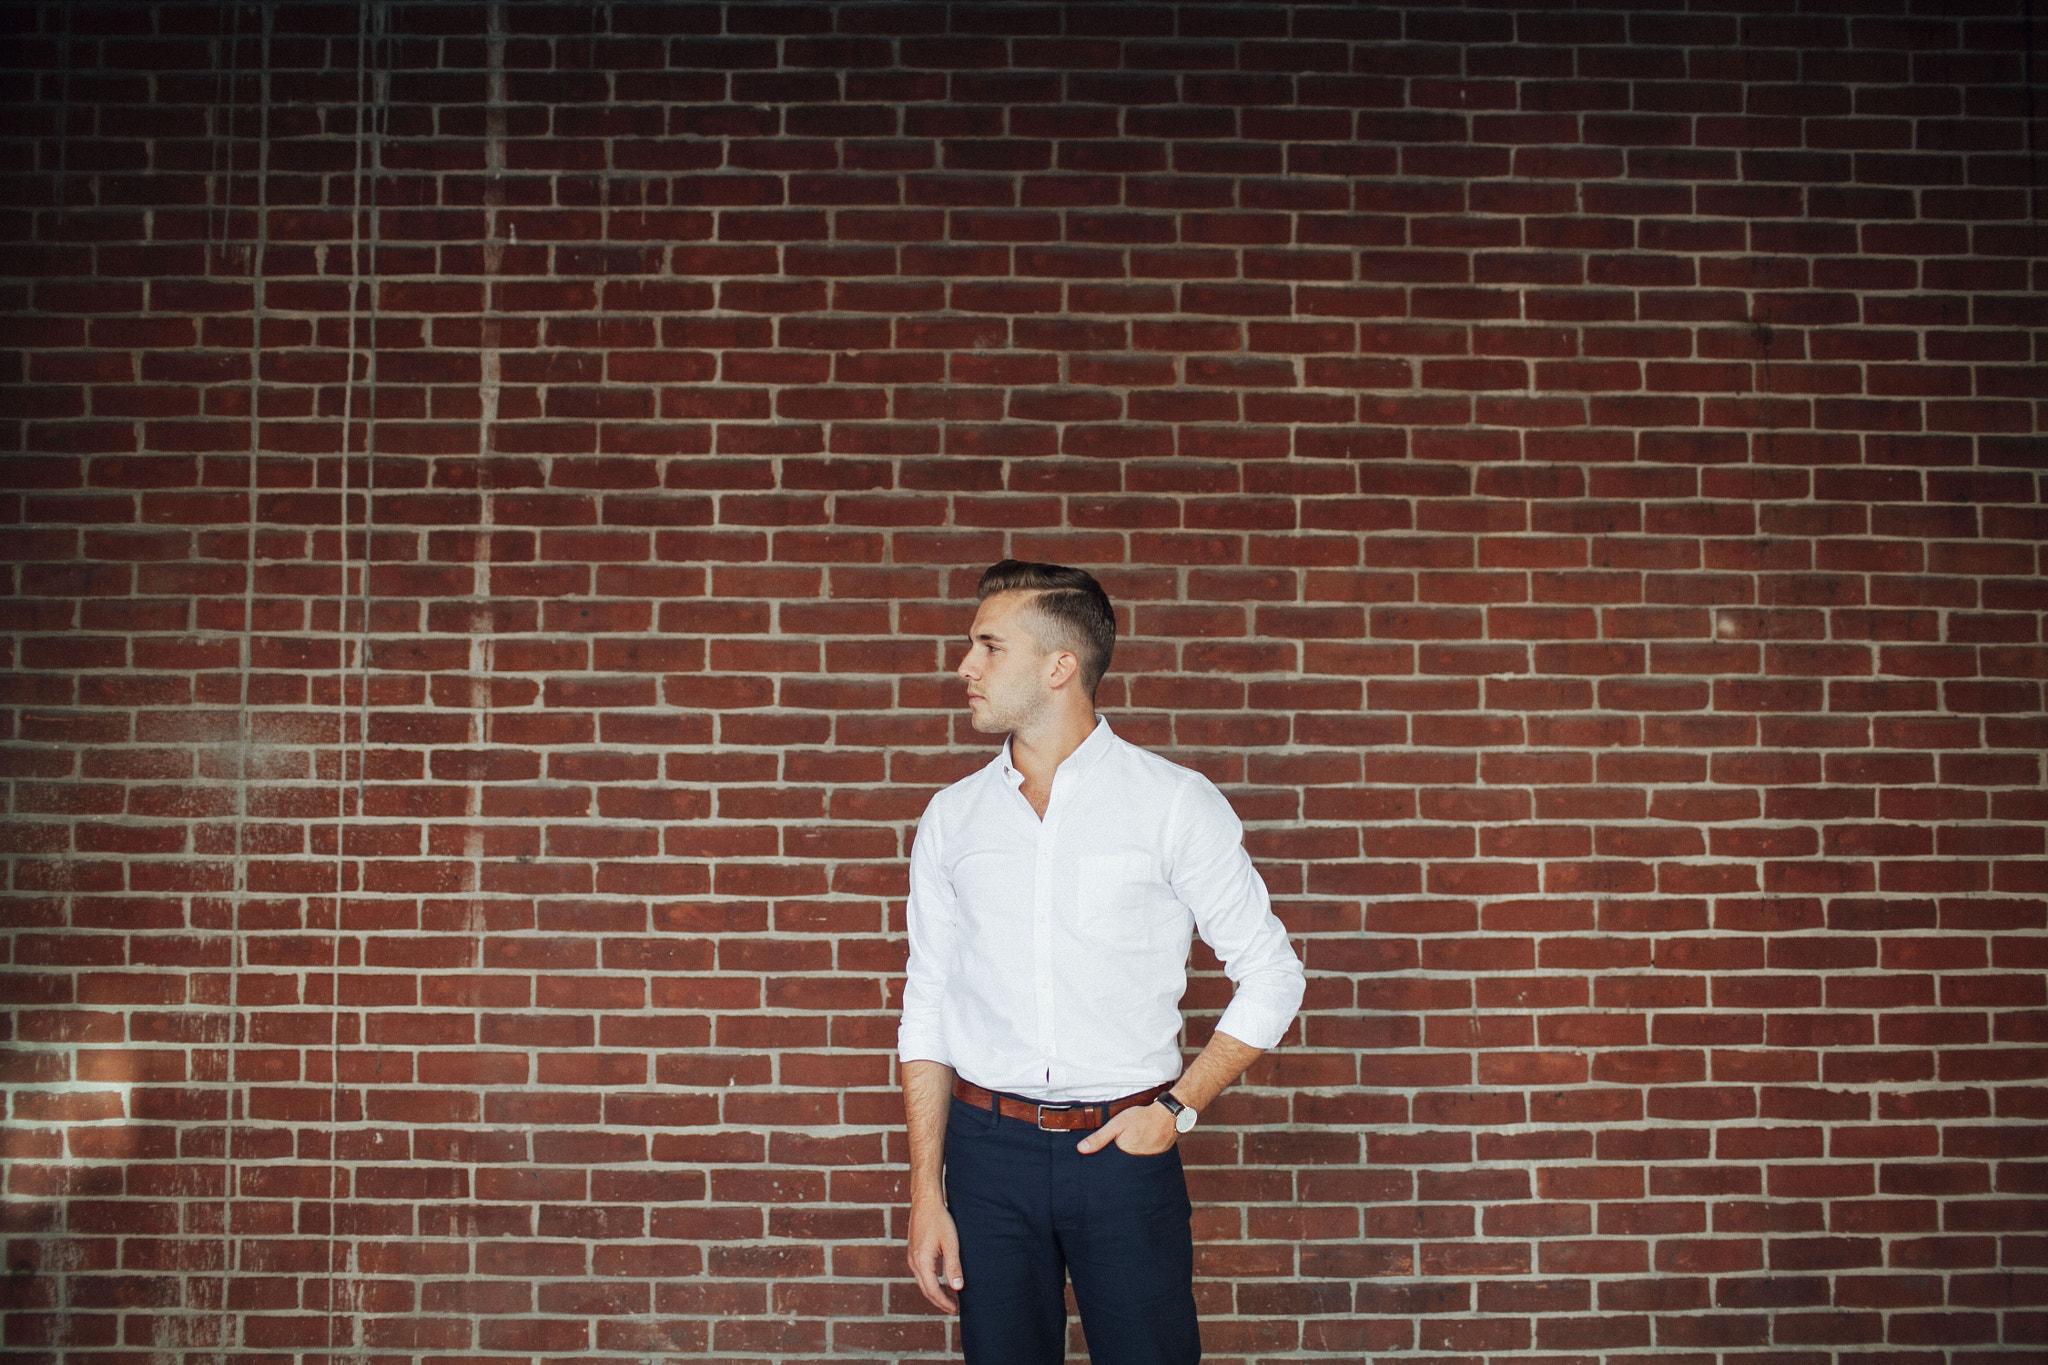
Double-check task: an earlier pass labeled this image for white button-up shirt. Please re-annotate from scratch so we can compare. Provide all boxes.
[898,717,1306,1103]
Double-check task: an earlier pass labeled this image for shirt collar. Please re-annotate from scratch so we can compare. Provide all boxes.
[995,715,1115,787]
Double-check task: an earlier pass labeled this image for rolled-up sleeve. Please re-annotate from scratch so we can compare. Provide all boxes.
[897,803,956,1067]
[1167,776,1305,1051]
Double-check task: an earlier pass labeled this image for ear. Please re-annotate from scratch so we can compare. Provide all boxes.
[1044,649,1079,691]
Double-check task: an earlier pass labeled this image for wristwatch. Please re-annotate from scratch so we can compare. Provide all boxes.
[1156,1091,1198,1134]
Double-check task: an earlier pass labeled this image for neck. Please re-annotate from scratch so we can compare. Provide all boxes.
[1008,707,1097,789]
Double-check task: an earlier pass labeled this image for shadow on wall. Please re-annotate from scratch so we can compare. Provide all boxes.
[4,941,233,1354]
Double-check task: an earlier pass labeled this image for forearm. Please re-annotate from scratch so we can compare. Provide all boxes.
[901,1058,957,1202]
[900,1058,964,1311]
[1169,1027,1264,1112]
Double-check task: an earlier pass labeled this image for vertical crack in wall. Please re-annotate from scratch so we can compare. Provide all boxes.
[470,0,505,918]
[462,6,510,1340]
[217,3,272,1358]
[325,0,390,1353]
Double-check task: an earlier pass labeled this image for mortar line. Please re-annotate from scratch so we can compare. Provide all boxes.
[213,1,257,1356]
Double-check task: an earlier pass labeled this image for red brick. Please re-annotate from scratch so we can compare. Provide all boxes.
[9,10,2040,1355]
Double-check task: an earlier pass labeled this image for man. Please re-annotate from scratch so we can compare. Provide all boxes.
[898,560,1307,1365]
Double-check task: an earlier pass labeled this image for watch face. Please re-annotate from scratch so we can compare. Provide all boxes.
[1174,1105,1198,1133]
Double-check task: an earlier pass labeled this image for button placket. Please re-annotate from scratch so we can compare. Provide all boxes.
[1033,806,1057,1059]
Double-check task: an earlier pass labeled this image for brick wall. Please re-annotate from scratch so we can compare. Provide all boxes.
[4,1,2046,1360]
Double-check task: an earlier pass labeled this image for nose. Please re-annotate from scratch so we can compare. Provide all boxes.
[956,648,976,681]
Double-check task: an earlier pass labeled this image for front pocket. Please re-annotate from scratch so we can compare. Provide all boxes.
[1077,851,1159,950]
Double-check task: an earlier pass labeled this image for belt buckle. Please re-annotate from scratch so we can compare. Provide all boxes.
[1034,1104,1073,1131]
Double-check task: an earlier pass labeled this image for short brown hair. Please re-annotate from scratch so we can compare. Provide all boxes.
[976,559,1117,697]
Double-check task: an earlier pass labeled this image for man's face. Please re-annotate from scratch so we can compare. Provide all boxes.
[956,592,1055,735]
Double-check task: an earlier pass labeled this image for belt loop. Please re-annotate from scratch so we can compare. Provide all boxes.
[986,1084,999,1128]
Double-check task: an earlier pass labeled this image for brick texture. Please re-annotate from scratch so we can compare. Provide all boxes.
[3,1,2046,1360]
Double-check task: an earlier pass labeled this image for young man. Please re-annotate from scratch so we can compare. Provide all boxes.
[898,560,1306,1365]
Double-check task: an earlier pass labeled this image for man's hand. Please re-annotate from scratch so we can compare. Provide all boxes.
[1076,1099,1179,1156]
[1075,1032,1271,1158]
[906,1196,964,1313]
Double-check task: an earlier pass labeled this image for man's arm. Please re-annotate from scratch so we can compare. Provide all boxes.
[902,1058,963,1313]
[1076,1027,1264,1155]
[1080,775,1304,1156]
[899,807,966,1312]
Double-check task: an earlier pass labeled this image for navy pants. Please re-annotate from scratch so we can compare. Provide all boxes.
[944,1094,1201,1365]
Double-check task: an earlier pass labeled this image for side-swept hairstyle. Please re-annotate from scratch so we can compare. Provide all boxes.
[976,559,1117,698]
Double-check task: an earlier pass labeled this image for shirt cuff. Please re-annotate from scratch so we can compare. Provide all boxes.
[896,1025,951,1069]
[1216,987,1301,1053]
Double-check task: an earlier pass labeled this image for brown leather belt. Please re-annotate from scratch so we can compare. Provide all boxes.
[953,1077,1173,1131]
